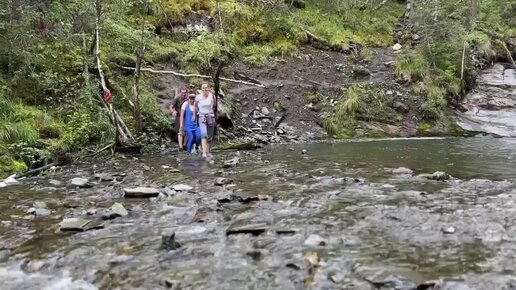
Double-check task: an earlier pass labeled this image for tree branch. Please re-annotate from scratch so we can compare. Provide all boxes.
[117,66,266,88]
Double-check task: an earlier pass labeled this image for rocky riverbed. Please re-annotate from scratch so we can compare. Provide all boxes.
[1,137,516,289]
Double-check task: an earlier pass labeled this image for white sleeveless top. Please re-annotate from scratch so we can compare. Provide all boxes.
[196,93,214,115]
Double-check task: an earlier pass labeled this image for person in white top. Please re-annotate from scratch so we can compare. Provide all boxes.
[195,83,216,158]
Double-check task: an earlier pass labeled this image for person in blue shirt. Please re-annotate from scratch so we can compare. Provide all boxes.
[179,93,201,154]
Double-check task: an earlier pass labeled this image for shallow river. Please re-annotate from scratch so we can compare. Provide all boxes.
[1,137,516,289]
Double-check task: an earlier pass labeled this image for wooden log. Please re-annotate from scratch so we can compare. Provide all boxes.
[117,66,266,88]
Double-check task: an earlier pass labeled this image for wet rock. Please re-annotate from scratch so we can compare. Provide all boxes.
[70,177,92,188]
[86,208,97,215]
[231,193,259,203]
[172,184,193,191]
[442,226,456,234]
[304,234,327,247]
[94,174,114,182]
[27,207,36,214]
[214,177,232,186]
[124,187,160,198]
[49,179,62,186]
[34,201,47,209]
[223,157,240,168]
[226,211,273,236]
[59,217,104,232]
[108,202,128,218]
[431,171,450,181]
[392,167,414,175]
[161,231,181,250]
[34,208,51,217]
[301,149,308,154]
[108,255,133,265]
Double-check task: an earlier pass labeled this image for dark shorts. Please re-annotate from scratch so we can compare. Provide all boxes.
[173,114,180,133]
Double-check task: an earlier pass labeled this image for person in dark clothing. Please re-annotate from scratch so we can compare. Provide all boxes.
[169,87,188,149]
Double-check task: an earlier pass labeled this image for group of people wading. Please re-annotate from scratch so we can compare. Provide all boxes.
[169,83,217,159]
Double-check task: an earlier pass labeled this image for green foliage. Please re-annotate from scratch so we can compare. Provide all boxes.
[0,155,28,178]
[324,83,386,136]
[54,111,115,151]
[295,0,404,47]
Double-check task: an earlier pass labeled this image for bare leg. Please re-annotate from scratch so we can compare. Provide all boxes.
[178,133,184,149]
[201,138,209,157]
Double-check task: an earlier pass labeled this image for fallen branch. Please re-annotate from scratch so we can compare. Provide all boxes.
[117,66,266,88]
[274,113,287,128]
[302,27,348,52]
[85,143,115,157]
[17,163,55,178]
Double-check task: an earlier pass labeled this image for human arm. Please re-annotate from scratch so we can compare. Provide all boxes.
[179,102,187,131]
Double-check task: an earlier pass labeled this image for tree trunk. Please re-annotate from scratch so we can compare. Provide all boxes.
[93,0,130,145]
[466,0,477,31]
[133,6,147,133]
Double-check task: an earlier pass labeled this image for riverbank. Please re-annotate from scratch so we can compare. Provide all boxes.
[1,137,516,289]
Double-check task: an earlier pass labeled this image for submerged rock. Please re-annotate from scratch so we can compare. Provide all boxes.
[392,167,414,175]
[226,211,273,236]
[70,177,92,188]
[162,231,181,250]
[442,226,456,234]
[214,177,232,186]
[172,184,193,191]
[59,218,104,232]
[34,208,51,217]
[124,187,160,198]
[304,234,327,247]
[108,202,128,218]
[223,157,240,168]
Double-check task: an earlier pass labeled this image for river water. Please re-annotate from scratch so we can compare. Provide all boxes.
[1,137,516,289]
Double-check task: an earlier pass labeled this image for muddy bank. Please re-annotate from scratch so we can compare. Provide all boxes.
[1,137,516,289]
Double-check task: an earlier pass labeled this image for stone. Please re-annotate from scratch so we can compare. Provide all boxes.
[393,101,410,113]
[49,179,62,186]
[301,149,308,155]
[124,187,160,198]
[411,34,420,41]
[231,193,259,203]
[34,201,47,209]
[392,167,414,175]
[70,177,92,188]
[86,208,97,215]
[214,178,232,186]
[172,184,193,191]
[59,218,104,232]
[223,157,240,168]
[442,226,456,234]
[261,107,270,115]
[35,208,51,217]
[304,234,327,247]
[226,211,273,236]
[392,43,403,51]
[161,231,181,250]
[431,171,450,181]
[109,202,128,217]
